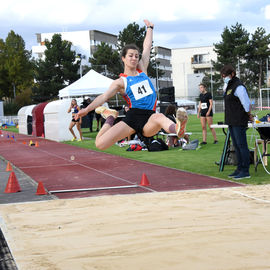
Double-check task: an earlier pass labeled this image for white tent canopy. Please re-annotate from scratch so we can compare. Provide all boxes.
[58,70,113,98]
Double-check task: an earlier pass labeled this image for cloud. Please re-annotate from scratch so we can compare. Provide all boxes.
[1,0,91,26]
[1,0,222,28]
[265,5,270,19]
[93,0,221,23]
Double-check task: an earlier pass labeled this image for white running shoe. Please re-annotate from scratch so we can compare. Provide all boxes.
[95,106,119,119]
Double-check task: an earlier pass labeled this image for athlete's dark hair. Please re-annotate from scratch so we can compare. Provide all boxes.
[121,44,140,58]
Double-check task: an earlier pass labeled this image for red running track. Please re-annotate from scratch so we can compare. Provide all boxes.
[0,131,242,199]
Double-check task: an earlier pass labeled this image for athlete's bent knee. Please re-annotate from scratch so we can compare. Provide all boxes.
[95,139,107,150]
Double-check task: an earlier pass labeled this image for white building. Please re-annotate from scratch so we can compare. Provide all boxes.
[171,46,217,100]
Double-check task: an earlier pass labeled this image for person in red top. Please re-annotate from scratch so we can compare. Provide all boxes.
[76,20,188,150]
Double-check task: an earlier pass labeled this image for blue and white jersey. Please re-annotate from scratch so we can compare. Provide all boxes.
[121,71,157,111]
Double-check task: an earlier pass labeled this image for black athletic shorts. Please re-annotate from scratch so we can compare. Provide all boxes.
[72,116,80,122]
[200,110,213,117]
[121,108,155,134]
[95,112,101,120]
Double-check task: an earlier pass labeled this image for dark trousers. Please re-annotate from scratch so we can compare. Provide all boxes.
[88,113,94,132]
[229,126,250,173]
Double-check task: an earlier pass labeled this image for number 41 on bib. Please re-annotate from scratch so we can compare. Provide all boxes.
[130,80,153,100]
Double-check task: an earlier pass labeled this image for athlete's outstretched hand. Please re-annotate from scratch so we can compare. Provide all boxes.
[143,19,154,29]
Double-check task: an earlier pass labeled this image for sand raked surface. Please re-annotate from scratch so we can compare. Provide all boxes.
[1,185,270,270]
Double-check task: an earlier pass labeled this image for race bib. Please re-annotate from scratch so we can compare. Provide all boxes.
[201,103,207,109]
[130,80,153,100]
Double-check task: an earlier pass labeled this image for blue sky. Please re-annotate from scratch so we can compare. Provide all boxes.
[0,0,270,51]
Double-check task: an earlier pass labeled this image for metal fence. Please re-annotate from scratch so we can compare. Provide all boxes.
[0,116,19,125]
[1,97,269,123]
[211,98,270,114]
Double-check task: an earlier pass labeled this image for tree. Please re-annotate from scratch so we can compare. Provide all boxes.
[0,31,33,101]
[0,38,9,99]
[212,23,250,95]
[89,42,122,79]
[117,22,146,51]
[213,23,270,98]
[33,34,80,102]
[214,23,250,71]
[246,27,270,94]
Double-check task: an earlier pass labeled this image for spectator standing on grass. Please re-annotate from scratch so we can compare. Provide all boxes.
[197,83,218,145]
[68,99,83,141]
[82,97,94,132]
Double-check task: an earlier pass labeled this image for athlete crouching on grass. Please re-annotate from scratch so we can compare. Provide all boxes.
[75,19,188,150]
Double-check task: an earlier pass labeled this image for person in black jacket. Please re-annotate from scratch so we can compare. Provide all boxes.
[221,64,253,180]
[82,97,94,132]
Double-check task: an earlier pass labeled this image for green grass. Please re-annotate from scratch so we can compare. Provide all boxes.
[5,110,270,185]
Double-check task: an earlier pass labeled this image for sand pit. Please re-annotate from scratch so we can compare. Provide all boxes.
[1,185,270,270]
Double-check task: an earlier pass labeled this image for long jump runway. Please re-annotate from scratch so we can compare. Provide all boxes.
[0,131,242,200]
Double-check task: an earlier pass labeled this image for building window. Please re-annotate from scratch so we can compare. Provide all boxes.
[192,54,208,64]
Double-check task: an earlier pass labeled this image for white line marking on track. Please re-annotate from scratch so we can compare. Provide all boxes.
[232,190,270,204]
[20,147,156,192]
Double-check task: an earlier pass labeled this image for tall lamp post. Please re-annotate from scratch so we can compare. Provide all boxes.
[12,83,16,99]
[76,54,85,78]
[207,52,214,98]
[266,44,270,86]
[155,62,159,100]
[210,60,213,98]
[266,44,270,108]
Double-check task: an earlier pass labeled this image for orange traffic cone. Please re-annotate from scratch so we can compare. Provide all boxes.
[4,172,21,193]
[41,133,45,138]
[140,173,150,186]
[5,161,13,172]
[36,182,47,195]
[35,141,39,147]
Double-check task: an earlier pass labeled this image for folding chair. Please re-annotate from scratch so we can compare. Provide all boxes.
[254,126,270,172]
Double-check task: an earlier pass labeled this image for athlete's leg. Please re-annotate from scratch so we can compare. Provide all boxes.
[94,106,135,150]
[206,116,217,142]
[142,113,175,137]
[95,121,135,150]
[142,109,188,138]
[69,121,77,139]
[200,117,207,142]
[75,122,83,140]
